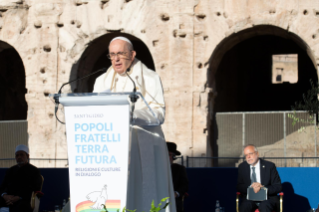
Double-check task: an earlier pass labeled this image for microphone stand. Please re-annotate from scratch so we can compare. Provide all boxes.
[53,68,107,124]
[125,68,139,123]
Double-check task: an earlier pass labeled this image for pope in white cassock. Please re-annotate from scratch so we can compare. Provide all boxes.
[93,37,176,212]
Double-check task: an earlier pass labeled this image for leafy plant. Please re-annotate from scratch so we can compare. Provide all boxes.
[121,207,136,212]
[149,197,170,212]
[292,79,319,117]
[288,79,319,131]
[101,204,108,212]
[287,112,314,132]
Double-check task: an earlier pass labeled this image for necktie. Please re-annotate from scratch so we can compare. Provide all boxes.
[251,167,257,184]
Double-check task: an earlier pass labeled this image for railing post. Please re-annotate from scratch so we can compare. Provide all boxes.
[181,156,184,166]
[186,156,189,168]
[284,112,287,167]
[242,113,245,149]
[315,114,317,167]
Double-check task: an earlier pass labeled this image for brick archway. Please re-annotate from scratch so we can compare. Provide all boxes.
[206,25,318,161]
[0,41,27,120]
[208,25,317,88]
[69,33,155,93]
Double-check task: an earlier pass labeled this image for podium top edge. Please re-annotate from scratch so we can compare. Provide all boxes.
[48,92,141,97]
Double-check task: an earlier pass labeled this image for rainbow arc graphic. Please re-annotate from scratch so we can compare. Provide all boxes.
[76,200,121,212]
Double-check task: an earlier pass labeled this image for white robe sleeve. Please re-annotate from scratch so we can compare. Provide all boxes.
[133,71,165,126]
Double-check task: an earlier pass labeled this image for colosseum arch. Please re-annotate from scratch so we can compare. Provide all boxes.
[0,41,27,120]
[69,33,155,93]
[206,25,318,163]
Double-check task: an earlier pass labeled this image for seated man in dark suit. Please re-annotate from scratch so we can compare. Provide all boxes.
[167,142,188,212]
[0,144,42,212]
[237,144,282,212]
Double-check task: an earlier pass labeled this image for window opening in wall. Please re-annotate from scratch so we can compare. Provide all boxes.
[272,54,298,84]
[276,68,283,82]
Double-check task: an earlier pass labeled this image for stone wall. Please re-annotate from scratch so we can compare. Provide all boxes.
[0,0,319,166]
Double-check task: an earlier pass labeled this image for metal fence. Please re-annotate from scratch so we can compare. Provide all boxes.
[213,111,317,167]
[0,158,69,168]
[1,156,318,168]
[1,111,317,168]
[0,120,28,160]
[0,120,69,168]
[183,156,319,168]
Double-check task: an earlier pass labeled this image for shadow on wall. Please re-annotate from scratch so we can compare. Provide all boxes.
[210,112,219,166]
[282,182,311,212]
[184,168,317,212]
[68,32,155,93]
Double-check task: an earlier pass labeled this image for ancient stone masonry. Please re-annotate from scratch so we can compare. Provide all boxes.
[0,0,319,166]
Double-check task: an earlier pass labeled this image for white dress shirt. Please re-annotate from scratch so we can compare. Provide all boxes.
[250,159,261,184]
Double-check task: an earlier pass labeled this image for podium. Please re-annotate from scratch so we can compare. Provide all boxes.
[50,92,161,212]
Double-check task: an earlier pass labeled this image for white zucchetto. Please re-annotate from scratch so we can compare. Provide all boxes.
[15,144,29,154]
[110,36,133,47]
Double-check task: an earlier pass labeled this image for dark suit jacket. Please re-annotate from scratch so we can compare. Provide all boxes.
[236,159,282,200]
[171,163,188,211]
[0,163,42,212]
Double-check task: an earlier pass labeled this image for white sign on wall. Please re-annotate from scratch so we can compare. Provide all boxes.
[64,105,130,212]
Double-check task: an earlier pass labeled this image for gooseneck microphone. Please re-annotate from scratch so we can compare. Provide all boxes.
[125,68,139,102]
[125,68,139,122]
[57,68,107,95]
[54,67,107,124]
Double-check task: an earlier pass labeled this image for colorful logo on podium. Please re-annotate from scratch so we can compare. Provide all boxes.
[76,185,121,212]
[76,200,121,212]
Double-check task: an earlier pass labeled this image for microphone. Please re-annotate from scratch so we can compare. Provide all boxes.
[125,68,139,103]
[58,67,107,94]
[125,68,139,123]
[53,67,107,124]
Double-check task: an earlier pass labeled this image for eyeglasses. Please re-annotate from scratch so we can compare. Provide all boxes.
[107,52,131,59]
[244,151,256,158]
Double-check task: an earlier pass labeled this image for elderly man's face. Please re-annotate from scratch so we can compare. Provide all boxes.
[244,146,259,166]
[109,40,136,75]
[15,150,29,166]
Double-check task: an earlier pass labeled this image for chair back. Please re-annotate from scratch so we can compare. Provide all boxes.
[39,175,44,191]
[31,175,44,212]
[236,191,283,212]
